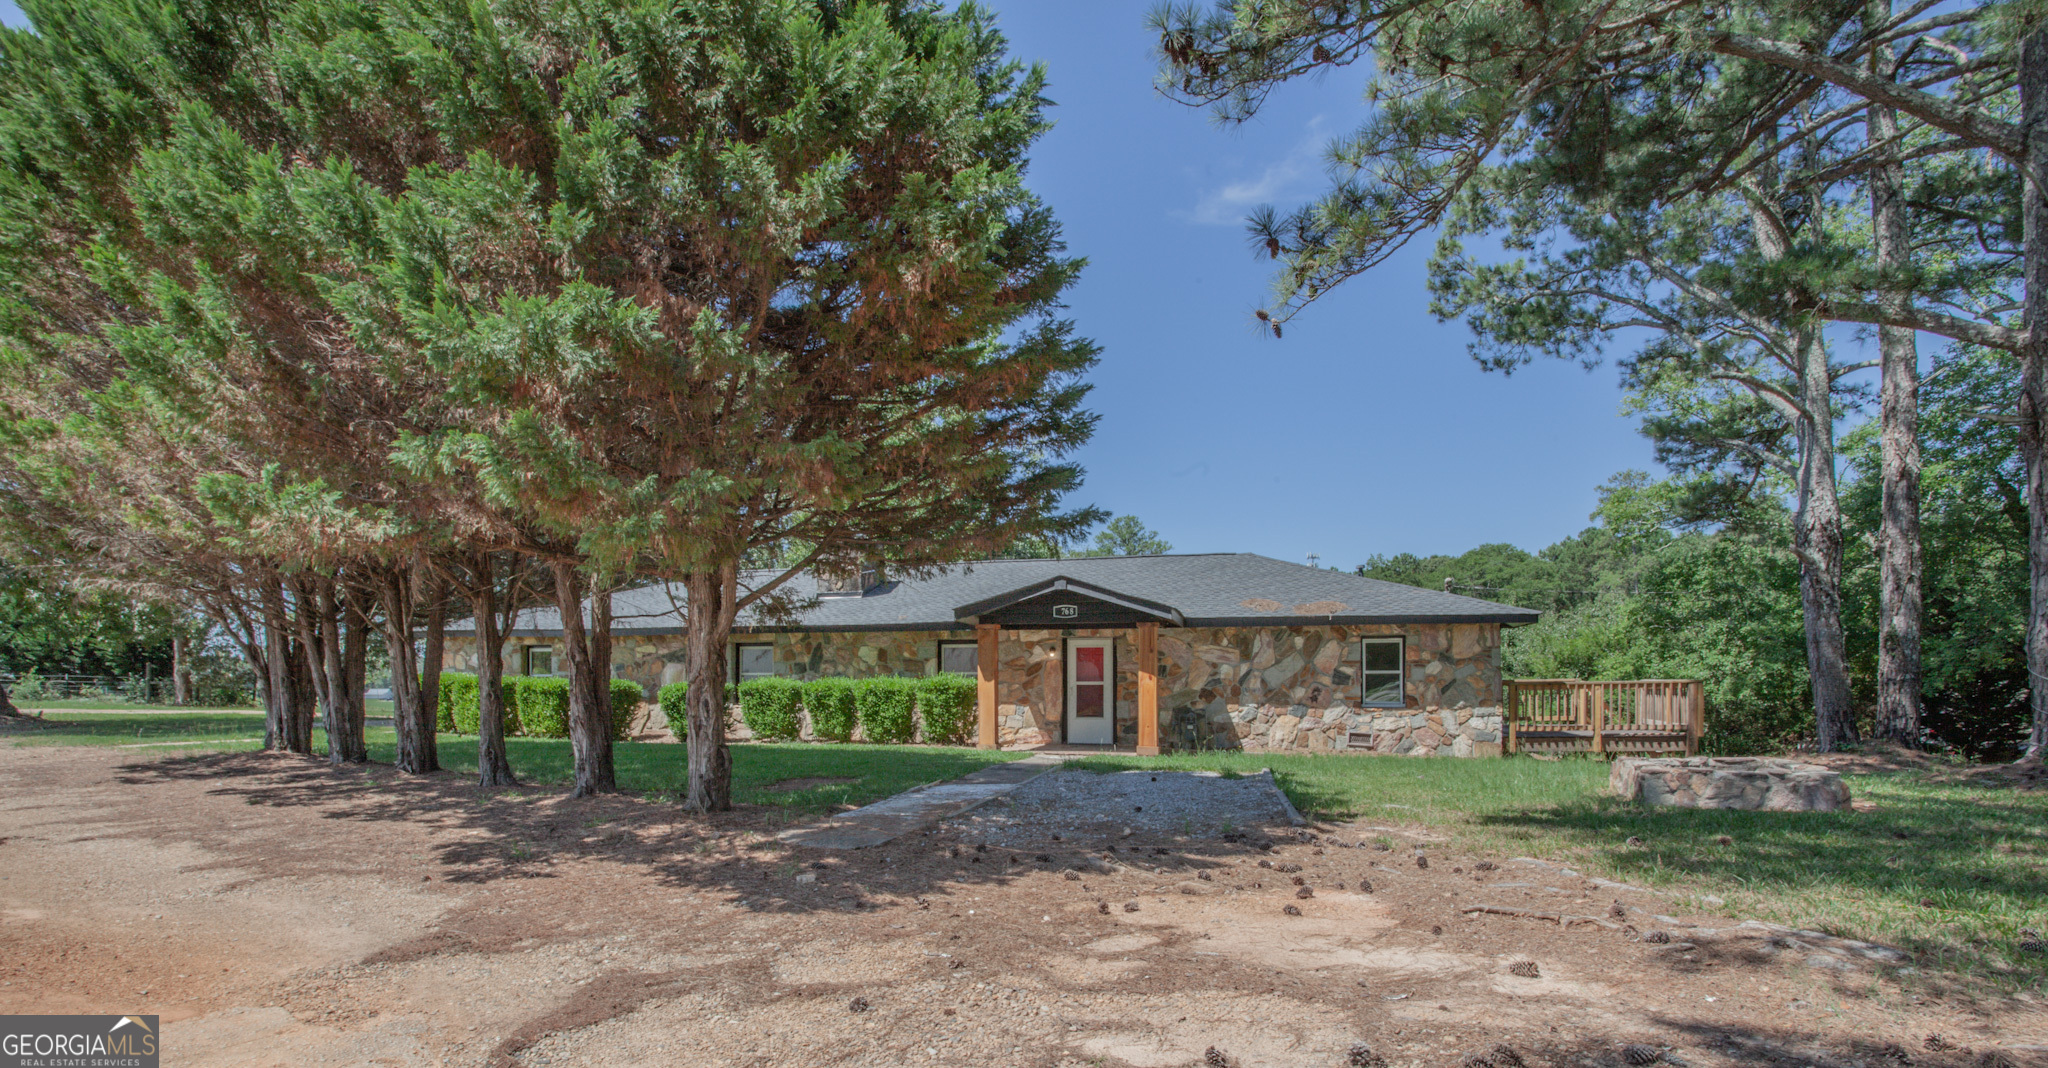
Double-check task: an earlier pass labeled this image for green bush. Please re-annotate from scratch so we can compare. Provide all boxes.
[915,673,977,744]
[656,680,741,740]
[855,676,916,743]
[608,678,645,741]
[739,677,803,741]
[513,676,572,738]
[438,672,477,733]
[658,681,689,739]
[803,677,858,742]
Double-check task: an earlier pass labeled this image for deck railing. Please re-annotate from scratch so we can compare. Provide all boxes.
[1502,679,1703,755]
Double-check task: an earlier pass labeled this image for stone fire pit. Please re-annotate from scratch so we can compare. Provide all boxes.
[1611,757,1850,811]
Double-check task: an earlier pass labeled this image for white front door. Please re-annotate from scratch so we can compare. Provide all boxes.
[1064,639,1114,745]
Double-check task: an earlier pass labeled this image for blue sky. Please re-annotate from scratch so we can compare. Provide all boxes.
[0,0,1668,566]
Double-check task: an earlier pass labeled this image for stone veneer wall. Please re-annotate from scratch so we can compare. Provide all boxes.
[442,621,1506,756]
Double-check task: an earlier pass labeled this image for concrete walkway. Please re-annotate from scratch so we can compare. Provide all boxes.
[777,752,1070,850]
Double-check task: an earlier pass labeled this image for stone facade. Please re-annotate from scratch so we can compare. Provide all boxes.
[443,620,1508,756]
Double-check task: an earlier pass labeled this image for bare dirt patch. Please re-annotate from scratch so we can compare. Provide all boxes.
[0,746,2043,1068]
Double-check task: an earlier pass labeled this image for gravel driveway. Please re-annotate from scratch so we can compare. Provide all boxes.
[950,766,1301,846]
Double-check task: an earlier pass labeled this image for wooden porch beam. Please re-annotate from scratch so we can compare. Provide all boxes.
[976,623,999,749]
[1136,621,1159,755]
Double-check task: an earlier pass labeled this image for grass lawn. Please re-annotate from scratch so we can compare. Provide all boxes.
[10,698,260,711]
[1071,750,2048,990]
[6,715,1026,818]
[3,711,269,746]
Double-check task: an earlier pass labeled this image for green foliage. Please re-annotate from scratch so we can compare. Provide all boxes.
[0,568,188,677]
[512,676,573,739]
[1074,515,1172,557]
[914,673,977,744]
[608,679,645,742]
[440,673,480,734]
[854,676,917,744]
[802,677,858,743]
[738,677,803,741]
[658,681,689,740]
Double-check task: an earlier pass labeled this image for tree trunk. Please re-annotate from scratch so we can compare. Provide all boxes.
[170,635,192,706]
[421,578,446,748]
[1870,79,1924,746]
[467,555,520,788]
[264,578,313,754]
[380,567,439,774]
[2021,24,2048,764]
[1794,322,1857,752]
[551,559,617,798]
[343,592,369,763]
[315,580,351,765]
[0,679,17,717]
[684,564,737,812]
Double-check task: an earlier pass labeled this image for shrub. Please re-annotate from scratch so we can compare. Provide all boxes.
[915,673,977,744]
[441,672,480,733]
[739,677,803,741]
[658,681,689,739]
[436,672,475,729]
[608,678,646,741]
[854,676,916,743]
[657,681,742,740]
[513,676,572,738]
[803,677,858,742]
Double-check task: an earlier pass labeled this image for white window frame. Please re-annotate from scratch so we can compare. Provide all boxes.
[937,641,979,676]
[1360,636,1406,708]
[523,645,555,677]
[734,642,777,682]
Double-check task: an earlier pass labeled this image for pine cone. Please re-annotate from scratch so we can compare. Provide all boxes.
[1609,901,1627,919]
[1097,901,1110,915]
[1283,904,1302,915]
[1291,875,1306,886]
[1489,1045,1527,1068]
[1642,930,1671,944]
[1123,900,1139,913]
[1349,1042,1389,1068]
[1357,878,1373,893]
[1416,855,1429,869]
[847,996,869,1013]
[1064,871,1081,881]
[1474,861,1497,872]
[1205,1047,1231,1067]
[1624,1045,1660,1065]
[1296,886,1314,899]
[1508,960,1540,978]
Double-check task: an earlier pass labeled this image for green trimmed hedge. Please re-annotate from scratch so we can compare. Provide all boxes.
[855,676,917,743]
[802,677,858,742]
[739,677,803,741]
[513,676,573,738]
[609,678,645,741]
[658,681,689,739]
[915,673,976,744]
[439,672,475,733]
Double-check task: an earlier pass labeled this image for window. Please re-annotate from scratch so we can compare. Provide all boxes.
[735,643,776,681]
[523,646,554,677]
[1361,637,1405,707]
[938,642,979,676]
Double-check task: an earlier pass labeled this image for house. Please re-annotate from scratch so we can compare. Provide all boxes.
[441,553,1541,756]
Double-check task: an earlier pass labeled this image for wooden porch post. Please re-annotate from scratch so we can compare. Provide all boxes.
[976,623,999,749]
[1135,621,1160,755]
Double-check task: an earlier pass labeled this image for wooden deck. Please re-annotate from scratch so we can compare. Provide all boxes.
[1503,679,1702,755]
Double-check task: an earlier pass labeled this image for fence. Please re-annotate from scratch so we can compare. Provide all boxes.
[1502,679,1702,755]
[2,673,183,704]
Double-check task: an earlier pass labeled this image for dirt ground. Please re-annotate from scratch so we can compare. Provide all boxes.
[1,746,2043,1068]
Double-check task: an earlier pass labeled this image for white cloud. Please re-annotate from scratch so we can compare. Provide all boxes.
[1184,119,1329,226]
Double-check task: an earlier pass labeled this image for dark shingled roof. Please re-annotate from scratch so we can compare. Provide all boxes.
[456,554,1540,636]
